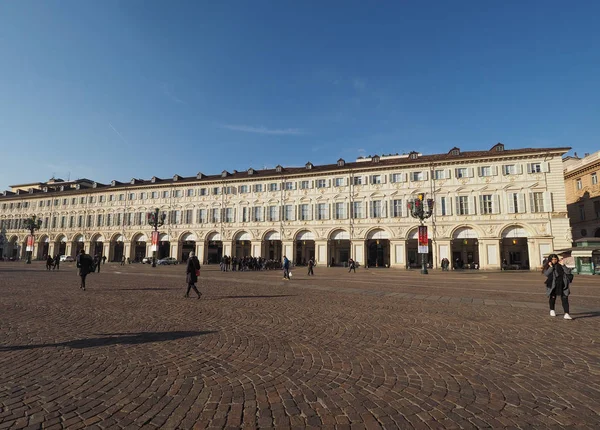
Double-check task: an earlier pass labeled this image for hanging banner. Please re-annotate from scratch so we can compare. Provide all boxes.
[151,231,159,252]
[418,225,428,254]
[26,235,35,252]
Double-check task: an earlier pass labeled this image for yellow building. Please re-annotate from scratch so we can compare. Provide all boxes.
[0,143,571,270]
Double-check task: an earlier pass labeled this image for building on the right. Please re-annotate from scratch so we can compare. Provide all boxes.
[563,150,600,274]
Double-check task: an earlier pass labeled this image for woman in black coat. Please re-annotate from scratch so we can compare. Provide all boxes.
[185,252,202,299]
[543,254,573,320]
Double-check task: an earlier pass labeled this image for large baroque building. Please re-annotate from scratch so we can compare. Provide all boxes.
[0,143,571,270]
[564,150,600,240]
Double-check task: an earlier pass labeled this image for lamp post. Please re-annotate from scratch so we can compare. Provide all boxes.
[147,208,166,267]
[408,193,434,274]
[23,215,43,264]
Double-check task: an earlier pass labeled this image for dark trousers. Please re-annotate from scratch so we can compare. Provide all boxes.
[283,268,290,279]
[186,283,201,297]
[80,274,87,290]
[549,295,569,313]
[349,266,356,273]
[308,267,314,275]
[96,264,100,273]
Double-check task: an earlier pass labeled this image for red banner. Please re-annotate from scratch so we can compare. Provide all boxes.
[26,235,34,251]
[151,231,159,247]
[418,226,428,254]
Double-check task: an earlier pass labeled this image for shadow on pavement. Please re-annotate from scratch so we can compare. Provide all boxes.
[114,287,173,291]
[215,295,297,299]
[572,311,600,320]
[0,331,216,351]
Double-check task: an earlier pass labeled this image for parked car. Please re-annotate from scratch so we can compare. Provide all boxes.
[157,257,178,265]
[59,255,75,262]
[142,257,153,264]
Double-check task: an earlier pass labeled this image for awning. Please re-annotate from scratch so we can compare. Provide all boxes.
[206,232,221,241]
[330,229,350,240]
[572,250,594,257]
[454,227,478,239]
[264,231,281,241]
[368,229,390,240]
[181,233,197,242]
[235,231,251,241]
[296,230,315,241]
[158,233,170,241]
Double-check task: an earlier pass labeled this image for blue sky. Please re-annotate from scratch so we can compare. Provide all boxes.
[0,1,598,190]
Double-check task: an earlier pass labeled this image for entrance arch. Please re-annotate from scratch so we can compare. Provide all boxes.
[110,234,125,262]
[595,228,600,238]
[71,234,85,257]
[180,232,197,262]
[234,231,252,258]
[37,235,50,260]
[132,233,147,262]
[295,230,315,265]
[206,232,223,264]
[263,230,282,261]
[329,229,350,267]
[158,233,170,259]
[8,236,20,260]
[451,227,479,269]
[55,235,67,257]
[406,228,432,269]
[90,234,104,258]
[367,228,391,268]
[501,225,530,270]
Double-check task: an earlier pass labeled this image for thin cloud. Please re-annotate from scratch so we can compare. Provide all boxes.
[220,124,305,135]
[161,83,186,104]
[108,122,129,145]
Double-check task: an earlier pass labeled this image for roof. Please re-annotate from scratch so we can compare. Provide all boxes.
[0,145,571,200]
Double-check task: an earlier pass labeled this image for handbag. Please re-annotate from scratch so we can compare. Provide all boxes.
[195,269,200,276]
[567,273,574,283]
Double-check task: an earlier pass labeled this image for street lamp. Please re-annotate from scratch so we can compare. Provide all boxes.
[23,215,42,264]
[147,208,166,267]
[408,193,434,274]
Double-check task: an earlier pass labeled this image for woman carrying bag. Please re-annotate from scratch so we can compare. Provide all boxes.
[184,252,202,299]
[543,254,573,320]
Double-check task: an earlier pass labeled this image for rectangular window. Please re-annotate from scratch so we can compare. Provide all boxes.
[69,216,74,228]
[118,194,124,201]
[334,178,345,187]
[390,173,406,183]
[370,175,382,184]
[455,168,468,178]
[253,184,263,193]
[594,200,600,218]
[223,186,236,195]
[242,207,250,222]
[353,176,363,186]
[63,198,68,205]
[96,214,103,227]
[268,206,278,222]
[129,193,135,200]
[99,196,105,203]
[71,198,77,205]
[576,179,582,190]
[210,208,220,223]
[503,164,518,175]
[334,202,347,219]
[238,185,248,194]
[174,190,182,198]
[269,183,279,192]
[351,202,363,219]
[392,199,403,217]
[480,195,493,215]
[530,192,544,213]
[60,216,66,228]
[507,193,525,214]
[199,188,207,196]
[252,206,263,222]
[139,192,146,200]
[316,203,328,220]
[370,200,383,218]
[579,205,585,221]
[87,215,93,228]
[109,195,114,202]
[107,214,113,226]
[457,196,470,216]
[186,189,194,197]
[224,208,234,223]
[316,179,327,188]
[284,205,294,221]
[162,190,170,198]
[528,163,542,173]
[39,201,44,208]
[196,209,207,223]
[479,166,492,177]
[410,171,424,181]
[125,213,133,226]
[299,204,311,221]
[284,182,295,190]
[116,213,122,226]
[439,197,448,216]
[592,173,598,185]
[434,170,447,180]
[300,180,310,190]
[184,209,193,224]
[151,191,158,199]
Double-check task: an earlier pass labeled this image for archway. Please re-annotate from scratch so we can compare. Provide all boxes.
[72,234,85,257]
[501,226,530,270]
[55,235,67,257]
[595,228,600,238]
[8,236,20,260]
[295,230,315,265]
[180,232,196,262]
[158,233,170,259]
[132,233,147,262]
[234,231,252,258]
[111,234,125,262]
[37,235,50,260]
[367,229,391,268]
[90,234,104,259]
[206,232,223,264]
[263,231,282,261]
[451,227,479,269]
[406,228,432,269]
[329,229,350,267]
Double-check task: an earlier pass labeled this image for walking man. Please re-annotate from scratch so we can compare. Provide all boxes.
[94,254,101,273]
[53,255,60,271]
[184,252,202,299]
[282,255,290,280]
[76,249,94,291]
[307,258,315,276]
[348,258,356,273]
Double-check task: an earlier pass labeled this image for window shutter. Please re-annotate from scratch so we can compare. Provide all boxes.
[363,175,369,185]
[543,192,553,212]
[541,162,550,173]
[526,163,533,174]
[435,197,443,216]
[502,165,508,175]
[468,168,475,178]
[309,181,314,189]
[446,169,452,179]
[455,197,460,215]
[529,193,535,212]
[479,195,484,214]
[327,179,331,188]
[477,167,482,177]
[423,171,429,181]
[518,193,526,213]
[402,173,408,182]
[507,194,516,214]
[493,195,501,214]
[471,196,477,215]
[492,166,498,176]
[518,164,524,175]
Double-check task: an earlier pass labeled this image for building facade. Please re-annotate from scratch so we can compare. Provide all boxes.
[0,143,571,270]
[564,150,600,240]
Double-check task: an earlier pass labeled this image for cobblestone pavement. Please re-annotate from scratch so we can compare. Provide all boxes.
[1,262,599,429]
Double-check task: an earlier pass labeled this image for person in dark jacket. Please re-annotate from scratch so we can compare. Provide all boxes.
[76,249,94,291]
[282,255,290,280]
[94,254,101,273]
[307,258,315,276]
[348,258,356,273]
[543,254,573,320]
[46,255,54,271]
[53,255,60,270]
[185,252,202,299]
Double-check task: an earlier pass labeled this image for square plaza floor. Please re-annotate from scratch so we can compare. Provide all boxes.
[1,262,599,429]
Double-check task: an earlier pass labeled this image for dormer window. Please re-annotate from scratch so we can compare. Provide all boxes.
[372,155,380,163]
[196,172,204,179]
[409,151,419,160]
[221,170,230,178]
[60,186,65,191]
[75,184,81,190]
[276,165,283,173]
[173,174,180,181]
[449,147,460,156]
[305,162,313,170]
[29,188,34,194]
[15,190,21,195]
[130,178,136,185]
[92,182,98,188]
[111,180,116,186]
[248,168,255,175]
[337,158,345,167]
[44,187,49,192]
[491,142,505,152]
[151,177,157,183]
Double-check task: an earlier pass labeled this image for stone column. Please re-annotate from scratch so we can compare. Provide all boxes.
[390,239,406,268]
[479,239,501,270]
[65,242,72,258]
[315,240,328,266]
[527,238,538,271]
[103,243,110,261]
[282,240,294,262]
[84,241,93,255]
[171,242,179,260]
[124,242,131,261]
[196,242,206,264]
